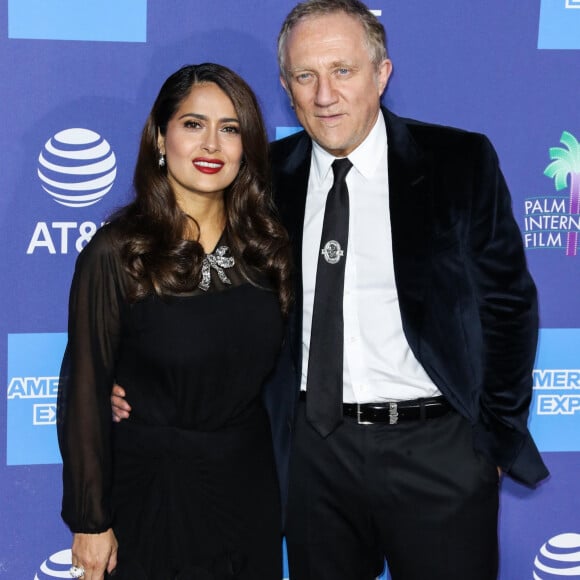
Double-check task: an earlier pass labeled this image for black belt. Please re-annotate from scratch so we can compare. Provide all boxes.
[299,392,451,425]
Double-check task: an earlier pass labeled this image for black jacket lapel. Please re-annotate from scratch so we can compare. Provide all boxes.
[384,108,431,355]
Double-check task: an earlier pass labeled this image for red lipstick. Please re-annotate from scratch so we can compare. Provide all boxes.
[193,157,225,174]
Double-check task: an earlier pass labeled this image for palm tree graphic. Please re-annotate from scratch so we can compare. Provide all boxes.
[544,131,580,256]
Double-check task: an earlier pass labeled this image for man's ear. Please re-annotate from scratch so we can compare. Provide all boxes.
[376,59,393,97]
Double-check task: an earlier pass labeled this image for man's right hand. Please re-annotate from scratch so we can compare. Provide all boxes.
[111,384,131,422]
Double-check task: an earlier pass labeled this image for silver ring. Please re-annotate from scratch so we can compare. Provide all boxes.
[69,565,85,578]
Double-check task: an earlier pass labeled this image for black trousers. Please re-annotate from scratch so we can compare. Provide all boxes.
[285,401,499,580]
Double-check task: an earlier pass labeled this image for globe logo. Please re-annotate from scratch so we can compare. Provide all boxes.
[34,548,72,579]
[38,128,117,208]
[534,533,580,578]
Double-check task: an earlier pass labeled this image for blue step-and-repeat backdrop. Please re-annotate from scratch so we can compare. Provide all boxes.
[1,1,580,578]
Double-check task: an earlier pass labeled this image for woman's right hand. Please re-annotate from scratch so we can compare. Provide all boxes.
[71,529,118,579]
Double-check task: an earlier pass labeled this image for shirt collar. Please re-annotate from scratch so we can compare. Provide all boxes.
[311,110,388,185]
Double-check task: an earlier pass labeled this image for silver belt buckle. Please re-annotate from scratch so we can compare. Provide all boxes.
[389,402,399,425]
[356,403,373,425]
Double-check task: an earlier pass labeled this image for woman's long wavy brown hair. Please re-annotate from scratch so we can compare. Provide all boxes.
[113,63,292,315]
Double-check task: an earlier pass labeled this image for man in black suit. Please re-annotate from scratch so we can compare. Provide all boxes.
[264,1,549,579]
[113,1,548,577]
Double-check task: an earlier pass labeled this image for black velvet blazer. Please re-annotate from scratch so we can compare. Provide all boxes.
[263,107,548,493]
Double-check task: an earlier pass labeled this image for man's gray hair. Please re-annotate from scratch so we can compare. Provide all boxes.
[277,0,388,79]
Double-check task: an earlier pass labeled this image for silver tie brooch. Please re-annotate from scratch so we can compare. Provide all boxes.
[321,240,344,264]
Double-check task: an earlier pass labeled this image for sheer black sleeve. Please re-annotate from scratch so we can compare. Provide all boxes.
[57,225,127,533]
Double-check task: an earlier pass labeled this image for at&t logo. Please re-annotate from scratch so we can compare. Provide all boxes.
[27,127,115,254]
[534,533,580,578]
[27,221,103,254]
[38,128,116,208]
[35,548,72,579]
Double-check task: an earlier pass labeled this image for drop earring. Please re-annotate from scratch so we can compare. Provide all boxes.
[158,153,166,167]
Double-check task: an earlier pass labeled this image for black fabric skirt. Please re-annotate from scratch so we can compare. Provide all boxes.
[108,403,282,580]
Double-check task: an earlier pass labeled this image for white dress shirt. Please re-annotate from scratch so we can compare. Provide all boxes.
[301,113,441,403]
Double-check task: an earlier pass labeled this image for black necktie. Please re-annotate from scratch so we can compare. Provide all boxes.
[306,157,353,437]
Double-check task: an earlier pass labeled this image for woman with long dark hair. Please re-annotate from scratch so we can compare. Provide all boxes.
[57,63,292,580]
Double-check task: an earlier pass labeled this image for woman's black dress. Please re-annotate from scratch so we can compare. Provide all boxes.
[57,224,284,580]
